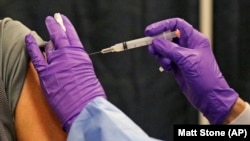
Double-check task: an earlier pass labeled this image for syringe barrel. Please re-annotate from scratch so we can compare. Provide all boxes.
[112,31,177,52]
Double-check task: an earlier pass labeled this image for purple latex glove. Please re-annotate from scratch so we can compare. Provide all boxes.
[145,18,239,124]
[25,14,106,132]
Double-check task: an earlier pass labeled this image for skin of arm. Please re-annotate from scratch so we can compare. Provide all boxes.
[14,62,67,141]
[223,98,247,124]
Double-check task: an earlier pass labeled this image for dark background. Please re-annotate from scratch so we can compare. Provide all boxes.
[0,0,249,141]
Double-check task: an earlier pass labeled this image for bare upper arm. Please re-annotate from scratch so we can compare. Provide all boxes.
[15,62,67,141]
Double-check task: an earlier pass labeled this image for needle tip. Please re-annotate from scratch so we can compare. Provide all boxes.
[89,51,101,55]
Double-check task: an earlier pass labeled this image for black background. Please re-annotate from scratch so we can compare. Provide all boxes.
[1,1,249,141]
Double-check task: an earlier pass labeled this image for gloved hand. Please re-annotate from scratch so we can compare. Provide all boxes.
[145,18,239,124]
[25,14,106,132]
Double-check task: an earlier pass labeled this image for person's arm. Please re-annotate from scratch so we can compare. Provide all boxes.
[25,13,162,141]
[0,17,67,141]
[15,62,67,141]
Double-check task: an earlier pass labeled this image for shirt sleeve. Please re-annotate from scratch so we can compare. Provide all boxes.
[0,17,45,141]
[67,97,164,141]
[0,17,45,113]
[229,102,250,124]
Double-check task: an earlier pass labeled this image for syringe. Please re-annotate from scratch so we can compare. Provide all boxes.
[89,30,180,55]
[53,13,180,56]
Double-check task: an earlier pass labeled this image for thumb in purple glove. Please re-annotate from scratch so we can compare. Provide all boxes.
[145,18,239,124]
[25,14,106,132]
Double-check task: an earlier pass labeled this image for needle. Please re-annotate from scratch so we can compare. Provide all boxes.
[89,51,101,55]
[88,30,180,56]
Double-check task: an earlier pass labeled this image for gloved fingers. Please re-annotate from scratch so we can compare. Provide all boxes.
[150,38,192,68]
[151,38,189,90]
[45,16,70,49]
[157,57,172,71]
[145,19,176,36]
[145,18,210,49]
[150,38,179,60]
[25,33,48,72]
[145,18,191,36]
[60,14,83,48]
[148,45,172,71]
